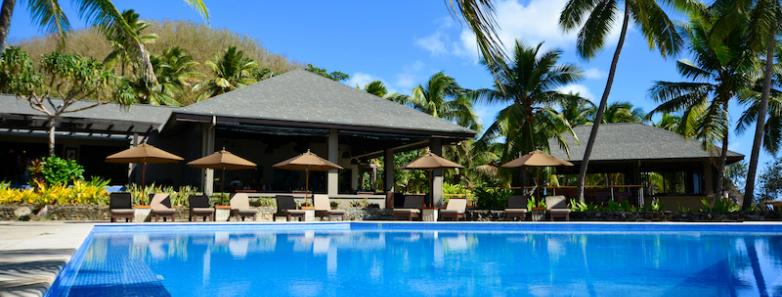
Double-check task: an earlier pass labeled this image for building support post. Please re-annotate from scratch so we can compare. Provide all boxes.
[327,129,339,196]
[351,164,360,192]
[128,133,140,184]
[384,149,395,209]
[201,123,215,195]
[430,138,444,208]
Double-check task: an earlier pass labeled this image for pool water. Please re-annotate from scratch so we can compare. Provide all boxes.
[47,223,782,297]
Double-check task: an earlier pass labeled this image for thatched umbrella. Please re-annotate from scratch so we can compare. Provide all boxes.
[500,150,573,197]
[105,143,183,186]
[404,151,463,207]
[273,149,342,204]
[187,148,257,193]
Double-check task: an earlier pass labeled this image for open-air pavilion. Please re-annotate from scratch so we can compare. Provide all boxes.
[0,70,475,207]
[547,123,744,210]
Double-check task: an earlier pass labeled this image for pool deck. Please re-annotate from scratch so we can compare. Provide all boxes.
[0,222,93,297]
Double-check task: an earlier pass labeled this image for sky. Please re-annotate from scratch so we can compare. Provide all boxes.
[5,0,776,171]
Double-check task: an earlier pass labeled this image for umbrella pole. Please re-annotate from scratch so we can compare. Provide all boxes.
[221,167,226,195]
[305,168,310,205]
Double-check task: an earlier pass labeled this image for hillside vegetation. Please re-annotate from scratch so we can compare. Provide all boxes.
[15,21,294,75]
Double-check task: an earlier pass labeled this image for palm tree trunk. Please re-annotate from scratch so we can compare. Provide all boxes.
[743,28,775,210]
[713,106,729,206]
[47,117,56,156]
[0,0,16,52]
[576,3,630,203]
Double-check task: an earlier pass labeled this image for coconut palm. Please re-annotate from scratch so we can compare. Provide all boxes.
[0,0,207,52]
[560,94,596,127]
[737,47,782,158]
[653,113,682,133]
[362,80,410,105]
[648,10,754,202]
[711,0,782,209]
[152,46,201,103]
[478,41,582,161]
[603,101,645,123]
[102,9,157,77]
[410,72,479,130]
[205,46,258,97]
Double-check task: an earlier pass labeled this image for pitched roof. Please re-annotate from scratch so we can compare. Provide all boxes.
[548,123,744,162]
[0,95,174,132]
[176,69,475,136]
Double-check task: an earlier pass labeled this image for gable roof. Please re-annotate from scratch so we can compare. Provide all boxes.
[176,69,475,137]
[548,123,743,162]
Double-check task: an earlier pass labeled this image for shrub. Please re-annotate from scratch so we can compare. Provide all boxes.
[474,187,513,210]
[528,196,546,210]
[0,178,109,206]
[700,197,740,214]
[29,156,84,186]
[444,183,475,205]
[0,182,38,204]
[126,184,200,206]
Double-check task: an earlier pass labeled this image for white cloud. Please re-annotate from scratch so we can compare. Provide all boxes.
[557,84,595,100]
[435,0,627,61]
[346,72,380,89]
[394,61,426,91]
[583,68,605,80]
[415,32,449,56]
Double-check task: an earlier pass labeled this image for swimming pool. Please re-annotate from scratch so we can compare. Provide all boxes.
[46,223,782,297]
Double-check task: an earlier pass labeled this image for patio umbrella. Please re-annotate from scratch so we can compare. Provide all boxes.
[500,150,573,197]
[273,149,342,204]
[187,148,257,193]
[105,143,184,186]
[404,151,463,207]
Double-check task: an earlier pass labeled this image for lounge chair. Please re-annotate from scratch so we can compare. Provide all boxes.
[188,194,214,222]
[504,196,528,221]
[109,192,134,222]
[546,195,571,221]
[230,193,257,221]
[314,194,346,221]
[392,195,424,221]
[274,195,306,221]
[150,193,176,222]
[439,198,467,221]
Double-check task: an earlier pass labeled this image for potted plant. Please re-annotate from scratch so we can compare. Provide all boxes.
[528,196,546,221]
[300,200,314,210]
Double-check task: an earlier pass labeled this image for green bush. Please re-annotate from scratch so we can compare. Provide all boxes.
[474,187,513,210]
[29,156,84,185]
[700,197,740,214]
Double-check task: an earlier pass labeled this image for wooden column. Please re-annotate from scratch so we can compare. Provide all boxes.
[327,129,339,196]
[430,138,444,208]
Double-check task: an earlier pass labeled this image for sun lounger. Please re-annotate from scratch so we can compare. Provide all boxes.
[109,192,134,222]
[314,194,346,221]
[546,195,570,221]
[392,195,424,221]
[230,193,257,221]
[150,193,176,222]
[439,198,467,221]
[188,194,214,221]
[504,196,528,221]
[274,195,306,221]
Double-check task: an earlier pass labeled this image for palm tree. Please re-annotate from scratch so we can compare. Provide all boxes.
[0,0,207,53]
[410,72,479,130]
[653,113,682,133]
[205,46,258,97]
[152,46,201,104]
[648,10,754,202]
[711,0,782,210]
[560,94,595,127]
[603,101,645,123]
[362,80,410,105]
[478,41,582,161]
[558,0,700,202]
[102,10,157,77]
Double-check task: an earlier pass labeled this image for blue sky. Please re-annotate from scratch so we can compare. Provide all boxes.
[6,0,775,169]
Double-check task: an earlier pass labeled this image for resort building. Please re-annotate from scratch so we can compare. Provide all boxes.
[0,70,474,207]
[548,123,744,210]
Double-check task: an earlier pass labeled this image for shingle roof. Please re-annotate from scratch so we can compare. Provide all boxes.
[548,123,743,162]
[177,69,475,136]
[0,95,174,126]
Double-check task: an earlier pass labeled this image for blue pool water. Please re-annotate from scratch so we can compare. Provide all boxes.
[47,223,782,297]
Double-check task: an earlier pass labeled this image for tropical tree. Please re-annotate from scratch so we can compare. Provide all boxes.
[361,80,411,105]
[560,94,595,127]
[151,46,202,105]
[478,41,582,161]
[448,0,702,201]
[711,0,782,209]
[305,64,349,82]
[0,0,207,53]
[647,10,754,202]
[410,71,480,131]
[653,113,682,133]
[0,47,134,155]
[205,46,258,97]
[603,101,645,123]
[102,9,157,76]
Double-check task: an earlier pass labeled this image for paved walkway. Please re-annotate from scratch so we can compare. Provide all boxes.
[0,222,93,297]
